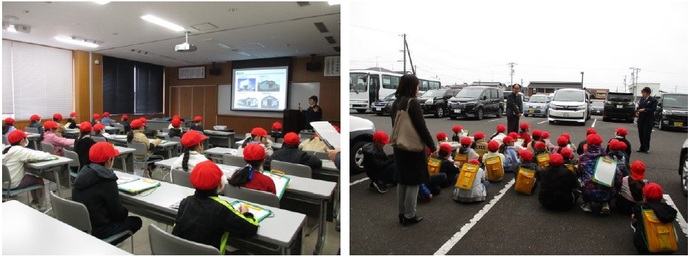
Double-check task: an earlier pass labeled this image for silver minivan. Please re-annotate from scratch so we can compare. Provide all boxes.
[548,88,591,125]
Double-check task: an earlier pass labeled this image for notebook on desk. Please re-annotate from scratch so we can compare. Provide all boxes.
[26,156,59,163]
[230,200,272,222]
[117,177,161,194]
[263,170,291,199]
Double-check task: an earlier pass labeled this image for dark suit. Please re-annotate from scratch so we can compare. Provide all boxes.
[506,92,523,133]
[636,96,657,152]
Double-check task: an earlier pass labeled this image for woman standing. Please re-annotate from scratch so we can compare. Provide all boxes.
[390,74,437,226]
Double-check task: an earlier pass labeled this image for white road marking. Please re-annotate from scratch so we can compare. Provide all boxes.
[591,118,597,128]
[538,120,548,124]
[663,194,688,237]
[488,119,501,122]
[350,177,370,186]
[434,178,516,255]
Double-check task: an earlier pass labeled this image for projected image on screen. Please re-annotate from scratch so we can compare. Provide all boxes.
[232,67,288,111]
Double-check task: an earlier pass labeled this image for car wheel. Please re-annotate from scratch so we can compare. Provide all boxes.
[549,120,555,124]
[682,151,688,196]
[450,116,457,120]
[476,108,484,120]
[435,105,444,118]
[658,117,665,131]
[376,113,383,116]
[356,109,366,114]
[603,117,610,122]
[350,140,368,174]
[496,108,502,118]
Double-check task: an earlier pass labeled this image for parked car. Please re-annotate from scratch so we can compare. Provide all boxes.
[371,92,422,116]
[654,93,688,131]
[418,88,461,118]
[680,138,688,196]
[602,92,635,122]
[350,115,375,174]
[448,86,503,120]
[524,94,549,117]
[548,88,591,125]
[590,101,604,115]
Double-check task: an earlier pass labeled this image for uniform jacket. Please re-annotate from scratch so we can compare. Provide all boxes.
[270,144,323,171]
[2,145,52,188]
[304,104,323,127]
[506,92,523,117]
[390,96,437,185]
[71,163,129,238]
[636,96,658,122]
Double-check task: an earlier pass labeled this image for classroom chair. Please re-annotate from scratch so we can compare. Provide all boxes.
[40,142,56,154]
[24,127,39,134]
[49,191,134,253]
[92,136,107,143]
[222,154,246,167]
[2,164,44,203]
[62,149,81,188]
[171,169,193,189]
[2,135,9,145]
[270,160,312,178]
[128,142,162,178]
[148,224,220,255]
[112,123,125,134]
[223,185,280,208]
[308,151,329,160]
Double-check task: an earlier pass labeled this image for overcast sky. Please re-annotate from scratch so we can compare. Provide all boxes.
[349,0,688,93]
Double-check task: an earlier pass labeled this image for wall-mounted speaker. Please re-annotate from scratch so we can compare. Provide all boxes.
[306,61,321,72]
[209,68,222,76]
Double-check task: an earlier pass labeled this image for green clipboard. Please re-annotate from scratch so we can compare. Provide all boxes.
[592,156,617,187]
[262,170,291,200]
[230,200,272,222]
[117,178,161,194]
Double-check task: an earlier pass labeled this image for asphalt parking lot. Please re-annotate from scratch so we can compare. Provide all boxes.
[350,110,688,255]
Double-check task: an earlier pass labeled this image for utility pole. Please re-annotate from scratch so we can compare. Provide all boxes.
[629,67,641,95]
[622,75,626,92]
[675,85,678,93]
[401,34,406,74]
[507,62,517,86]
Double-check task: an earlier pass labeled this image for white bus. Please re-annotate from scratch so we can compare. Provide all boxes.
[350,67,441,113]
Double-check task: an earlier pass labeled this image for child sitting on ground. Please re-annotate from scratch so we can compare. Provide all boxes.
[453,159,488,203]
[631,183,678,254]
[482,140,505,182]
[502,136,520,173]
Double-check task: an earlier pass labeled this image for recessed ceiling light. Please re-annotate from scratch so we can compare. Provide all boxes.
[7,24,17,33]
[141,15,185,32]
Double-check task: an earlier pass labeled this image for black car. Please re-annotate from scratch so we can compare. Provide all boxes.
[448,86,503,120]
[654,93,688,130]
[371,92,422,115]
[417,88,461,118]
[603,92,635,122]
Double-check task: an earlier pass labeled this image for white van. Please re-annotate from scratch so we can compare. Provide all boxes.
[547,88,591,125]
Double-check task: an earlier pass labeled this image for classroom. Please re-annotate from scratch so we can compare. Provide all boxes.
[2,2,341,255]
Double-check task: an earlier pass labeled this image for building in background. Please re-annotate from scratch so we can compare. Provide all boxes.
[525,81,582,96]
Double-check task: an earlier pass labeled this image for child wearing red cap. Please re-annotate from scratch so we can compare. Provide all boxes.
[577,128,597,155]
[228,144,276,195]
[482,140,506,182]
[3,117,17,137]
[237,127,273,158]
[127,119,164,176]
[172,161,259,254]
[172,131,209,173]
[515,149,543,194]
[2,130,53,210]
[606,139,630,175]
[41,120,75,156]
[518,122,531,148]
[74,122,97,167]
[538,153,579,211]
[631,183,678,254]
[100,112,116,126]
[616,160,648,215]
[450,125,464,143]
[360,131,395,193]
[29,114,44,134]
[270,121,284,141]
[91,113,102,126]
[455,137,479,166]
[120,114,130,133]
[452,159,488,203]
[606,127,632,162]
[578,133,623,215]
[438,143,460,188]
[65,112,79,129]
[526,129,543,154]
[531,141,550,170]
[93,123,108,138]
[52,113,67,138]
[271,132,323,171]
[471,132,488,161]
[502,136,520,173]
[72,142,142,244]
[489,124,507,145]
[168,118,183,138]
[189,116,204,132]
[167,115,182,130]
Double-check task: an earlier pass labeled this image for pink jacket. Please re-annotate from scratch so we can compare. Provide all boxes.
[42,131,75,156]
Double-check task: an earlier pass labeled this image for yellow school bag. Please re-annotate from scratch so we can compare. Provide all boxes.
[642,208,678,253]
[454,152,468,167]
[428,158,441,175]
[474,141,488,159]
[514,166,536,195]
[484,155,504,182]
[536,152,550,170]
[455,163,479,190]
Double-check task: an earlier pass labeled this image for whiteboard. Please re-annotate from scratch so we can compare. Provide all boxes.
[289,82,320,110]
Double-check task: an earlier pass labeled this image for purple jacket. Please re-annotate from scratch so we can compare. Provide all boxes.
[42,131,75,156]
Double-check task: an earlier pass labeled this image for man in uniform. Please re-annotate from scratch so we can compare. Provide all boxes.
[300,95,322,131]
[506,84,523,133]
[635,87,657,153]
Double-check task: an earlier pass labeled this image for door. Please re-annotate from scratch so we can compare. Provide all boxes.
[368,75,380,106]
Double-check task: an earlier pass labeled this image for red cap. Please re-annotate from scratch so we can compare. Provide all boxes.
[30,114,40,121]
[586,128,597,135]
[7,130,27,144]
[616,140,627,151]
[69,112,78,118]
[121,114,128,120]
[474,132,485,140]
[615,127,628,136]
[436,131,447,141]
[531,129,542,138]
[93,114,101,120]
[171,118,181,128]
[541,131,551,139]
[79,122,92,133]
[608,139,620,151]
[138,117,147,124]
[519,122,530,130]
[503,136,515,144]
[130,120,143,129]
[519,149,533,160]
[461,137,472,145]
[4,117,14,125]
[250,127,268,137]
[89,142,120,163]
[586,134,602,146]
[53,113,63,121]
[439,143,452,153]
[272,122,283,131]
[557,136,569,147]
[332,125,340,133]
[103,112,110,117]
[549,153,564,166]
[508,132,519,139]
[469,159,480,165]
[452,125,462,133]
[243,143,266,161]
[560,133,571,140]
[561,147,574,159]
[373,131,390,144]
[642,182,663,201]
[190,161,223,190]
[181,131,207,148]
[173,115,180,120]
[496,124,506,133]
[534,141,546,150]
[488,140,499,152]
[631,161,646,181]
[43,120,59,130]
[283,132,300,145]
[93,123,104,132]
[194,116,203,122]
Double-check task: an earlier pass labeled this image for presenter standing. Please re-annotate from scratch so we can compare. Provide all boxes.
[299,95,322,131]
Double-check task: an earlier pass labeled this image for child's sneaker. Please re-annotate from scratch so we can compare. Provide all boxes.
[600,202,610,215]
[580,202,592,213]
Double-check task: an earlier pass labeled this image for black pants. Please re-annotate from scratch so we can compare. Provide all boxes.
[507,115,520,134]
[94,216,143,245]
[366,163,396,185]
[637,118,653,151]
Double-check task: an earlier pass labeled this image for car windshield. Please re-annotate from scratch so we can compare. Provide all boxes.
[454,88,483,98]
[529,95,547,103]
[607,94,633,102]
[663,95,688,108]
[384,93,396,101]
[349,73,368,92]
[553,90,584,102]
[422,90,445,98]
[592,102,604,107]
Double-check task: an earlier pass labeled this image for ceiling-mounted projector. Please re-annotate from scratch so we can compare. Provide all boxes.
[175,31,197,52]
